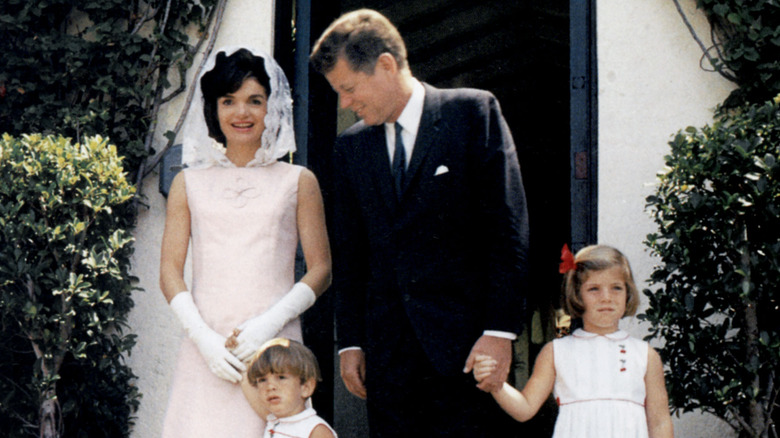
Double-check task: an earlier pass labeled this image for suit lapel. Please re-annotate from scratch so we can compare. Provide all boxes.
[401,84,441,199]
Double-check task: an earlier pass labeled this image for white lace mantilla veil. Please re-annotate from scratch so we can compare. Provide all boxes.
[180,46,296,169]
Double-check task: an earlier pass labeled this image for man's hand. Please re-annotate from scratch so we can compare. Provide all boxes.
[340,349,367,399]
[471,354,498,383]
[463,335,512,392]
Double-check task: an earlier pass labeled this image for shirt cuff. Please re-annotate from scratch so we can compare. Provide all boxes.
[483,330,517,341]
[338,346,363,355]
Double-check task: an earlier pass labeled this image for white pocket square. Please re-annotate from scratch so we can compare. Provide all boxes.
[434,165,449,176]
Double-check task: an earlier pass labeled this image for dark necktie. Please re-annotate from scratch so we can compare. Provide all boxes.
[393,122,406,199]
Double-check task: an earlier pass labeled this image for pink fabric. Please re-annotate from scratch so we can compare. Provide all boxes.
[162,162,304,438]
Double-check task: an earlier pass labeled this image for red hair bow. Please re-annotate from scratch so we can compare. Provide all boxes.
[559,244,576,274]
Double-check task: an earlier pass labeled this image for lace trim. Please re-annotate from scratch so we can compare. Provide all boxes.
[180,46,296,169]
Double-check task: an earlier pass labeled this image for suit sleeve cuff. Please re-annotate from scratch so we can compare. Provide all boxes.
[483,330,517,341]
[338,346,363,355]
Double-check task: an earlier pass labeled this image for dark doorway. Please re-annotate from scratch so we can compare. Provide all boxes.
[280,1,597,436]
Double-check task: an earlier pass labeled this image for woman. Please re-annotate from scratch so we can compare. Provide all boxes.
[159,46,331,437]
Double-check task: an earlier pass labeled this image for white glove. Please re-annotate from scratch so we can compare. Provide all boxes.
[170,291,246,383]
[231,282,316,361]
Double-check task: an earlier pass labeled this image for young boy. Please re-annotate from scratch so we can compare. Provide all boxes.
[242,338,337,438]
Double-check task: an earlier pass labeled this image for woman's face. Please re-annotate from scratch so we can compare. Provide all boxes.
[217,77,268,148]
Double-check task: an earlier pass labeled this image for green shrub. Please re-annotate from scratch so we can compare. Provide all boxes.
[0,134,139,437]
[0,0,217,181]
[643,97,780,438]
[0,1,220,434]
[694,0,780,106]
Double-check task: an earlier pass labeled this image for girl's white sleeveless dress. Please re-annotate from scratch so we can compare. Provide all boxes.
[552,329,649,438]
[162,162,304,438]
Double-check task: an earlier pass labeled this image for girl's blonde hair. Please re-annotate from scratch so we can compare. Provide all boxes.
[562,245,640,318]
[246,338,322,386]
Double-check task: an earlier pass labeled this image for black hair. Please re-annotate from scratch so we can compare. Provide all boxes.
[200,48,271,145]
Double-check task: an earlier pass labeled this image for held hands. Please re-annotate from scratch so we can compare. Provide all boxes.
[231,313,279,362]
[231,282,316,362]
[189,325,246,383]
[472,354,498,383]
[169,292,245,383]
[464,335,512,393]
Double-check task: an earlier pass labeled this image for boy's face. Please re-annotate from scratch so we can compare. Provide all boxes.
[256,372,315,418]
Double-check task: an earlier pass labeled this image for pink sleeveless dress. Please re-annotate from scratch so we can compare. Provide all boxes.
[162,162,304,438]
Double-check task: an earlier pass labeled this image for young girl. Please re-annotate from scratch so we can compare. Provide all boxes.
[242,338,337,438]
[474,245,674,438]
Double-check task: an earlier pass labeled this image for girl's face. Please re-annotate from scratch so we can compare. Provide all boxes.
[256,372,314,419]
[579,266,627,335]
[217,77,268,148]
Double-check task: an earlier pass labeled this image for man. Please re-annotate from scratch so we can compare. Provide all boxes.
[310,9,529,437]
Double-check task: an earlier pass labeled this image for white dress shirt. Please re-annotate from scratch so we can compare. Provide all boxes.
[384,78,425,167]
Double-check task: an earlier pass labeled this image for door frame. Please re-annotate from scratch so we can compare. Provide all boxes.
[569,0,598,250]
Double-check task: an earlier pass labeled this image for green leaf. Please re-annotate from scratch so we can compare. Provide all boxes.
[713,4,730,16]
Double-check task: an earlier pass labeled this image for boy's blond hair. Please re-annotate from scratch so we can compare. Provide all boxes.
[246,338,322,386]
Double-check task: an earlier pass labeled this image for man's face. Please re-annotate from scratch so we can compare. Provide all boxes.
[324,55,401,126]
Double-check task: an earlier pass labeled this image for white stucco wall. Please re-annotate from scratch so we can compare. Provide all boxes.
[125,1,275,437]
[599,0,736,436]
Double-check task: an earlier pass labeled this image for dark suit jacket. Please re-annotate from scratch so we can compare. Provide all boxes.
[330,83,529,376]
